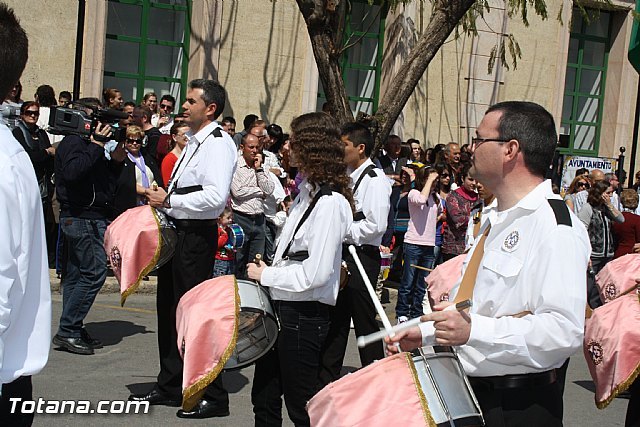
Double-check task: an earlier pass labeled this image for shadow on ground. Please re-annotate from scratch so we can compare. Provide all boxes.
[85,320,153,346]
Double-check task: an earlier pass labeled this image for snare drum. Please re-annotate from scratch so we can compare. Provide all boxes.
[412,348,484,426]
[229,223,245,249]
[224,279,279,370]
[153,208,177,270]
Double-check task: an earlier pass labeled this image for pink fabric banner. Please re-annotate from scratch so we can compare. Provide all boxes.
[425,254,465,307]
[595,254,640,303]
[103,205,161,306]
[584,291,640,408]
[307,353,435,427]
[176,276,239,411]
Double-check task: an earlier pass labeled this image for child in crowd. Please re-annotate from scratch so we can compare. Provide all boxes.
[213,207,236,277]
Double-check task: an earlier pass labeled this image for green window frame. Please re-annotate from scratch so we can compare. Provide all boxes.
[103,0,191,104]
[317,1,388,115]
[559,8,612,156]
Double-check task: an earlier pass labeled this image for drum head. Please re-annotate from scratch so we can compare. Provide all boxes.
[224,309,278,370]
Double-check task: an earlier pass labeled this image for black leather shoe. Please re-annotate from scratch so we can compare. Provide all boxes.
[128,389,181,407]
[52,334,94,355]
[176,400,230,419]
[81,328,103,349]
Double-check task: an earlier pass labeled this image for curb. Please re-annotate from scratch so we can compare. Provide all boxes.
[49,269,158,294]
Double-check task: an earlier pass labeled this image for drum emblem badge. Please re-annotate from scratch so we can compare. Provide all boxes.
[604,282,617,302]
[110,246,122,272]
[502,230,520,251]
[587,340,604,366]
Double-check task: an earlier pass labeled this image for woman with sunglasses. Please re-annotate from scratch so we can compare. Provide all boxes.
[113,125,163,216]
[564,175,590,212]
[433,163,452,266]
[12,101,56,259]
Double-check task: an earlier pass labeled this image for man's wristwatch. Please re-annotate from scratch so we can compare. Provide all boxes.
[256,168,264,173]
[163,194,171,208]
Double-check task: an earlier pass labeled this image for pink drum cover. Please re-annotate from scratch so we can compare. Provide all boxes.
[425,254,465,306]
[176,276,239,411]
[307,353,436,427]
[583,291,640,408]
[595,254,640,303]
[103,205,161,306]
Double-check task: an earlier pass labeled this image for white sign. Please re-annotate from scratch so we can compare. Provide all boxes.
[561,155,618,192]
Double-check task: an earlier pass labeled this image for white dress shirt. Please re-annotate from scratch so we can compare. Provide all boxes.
[261,179,352,306]
[164,121,237,219]
[345,159,391,246]
[263,170,286,222]
[0,125,51,384]
[420,180,590,376]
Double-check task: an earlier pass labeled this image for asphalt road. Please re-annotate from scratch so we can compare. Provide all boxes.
[30,285,628,426]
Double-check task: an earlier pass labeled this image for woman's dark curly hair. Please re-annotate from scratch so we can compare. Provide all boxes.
[290,112,354,209]
[587,180,611,207]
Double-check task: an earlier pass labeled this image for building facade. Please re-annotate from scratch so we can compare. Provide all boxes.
[8,0,640,175]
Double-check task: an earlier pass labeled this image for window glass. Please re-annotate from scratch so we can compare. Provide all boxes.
[106,2,141,37]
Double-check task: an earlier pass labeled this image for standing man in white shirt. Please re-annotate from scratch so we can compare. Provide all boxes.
[320,122,391,386]
[131,79,237,420]
[0,4,51,425]
[387,101,590,426]
[247,112,353,427]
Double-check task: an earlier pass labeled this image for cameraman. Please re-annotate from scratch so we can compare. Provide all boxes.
[52,98,126,355]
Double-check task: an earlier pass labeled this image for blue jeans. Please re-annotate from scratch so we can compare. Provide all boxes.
[395,242,435,319]
[57,217,108,337]
[213,258,235,277]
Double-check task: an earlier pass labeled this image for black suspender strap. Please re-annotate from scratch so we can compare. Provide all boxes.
[548,199,572,226]
[352,164,378,222]
[168,127,223,194]
[282,183,333,260]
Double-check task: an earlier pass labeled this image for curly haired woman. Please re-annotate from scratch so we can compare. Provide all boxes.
[248,112,353,427]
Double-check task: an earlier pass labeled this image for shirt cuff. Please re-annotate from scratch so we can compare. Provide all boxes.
[260,266,276,287]
[467,313,495,348]
[419,321,437,347]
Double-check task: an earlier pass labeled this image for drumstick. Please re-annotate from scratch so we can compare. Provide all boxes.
[254,254,262,266]
[356,299,473,348]
[410,264,433,272]
[347,245,397,347]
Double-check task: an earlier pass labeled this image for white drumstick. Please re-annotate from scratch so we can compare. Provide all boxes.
[347,245,395,340]
[356,299,473,348]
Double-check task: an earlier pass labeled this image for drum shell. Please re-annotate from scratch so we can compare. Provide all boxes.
[224,279,278,370]
[412,351,484,426]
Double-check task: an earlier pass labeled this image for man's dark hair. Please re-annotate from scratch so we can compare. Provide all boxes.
[222,116,236,125]
[75,97,102,110]
[267,123,284,153]
[160,94,176,106]
[575,167,589,177]
[123,101,136,109]
[341,122,374,157]
[486,101,557,178]
[0,4,28,101]
[36,84,57,107]
[59,90,72,100]
[243,114,259,131]
[188,79,226,119]
[133,105,152,121]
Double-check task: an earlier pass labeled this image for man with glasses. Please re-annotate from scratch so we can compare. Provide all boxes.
[158,94,176,134]
[388,101,590,426]
[132,104,162,163]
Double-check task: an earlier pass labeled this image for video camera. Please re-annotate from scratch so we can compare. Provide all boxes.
[48,104,129,142]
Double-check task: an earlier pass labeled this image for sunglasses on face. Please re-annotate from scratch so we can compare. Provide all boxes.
[24,110,39,117]
[126,138,142,145]
[440,173,450,178]
[577,182,590,189]
[160,104,174,111]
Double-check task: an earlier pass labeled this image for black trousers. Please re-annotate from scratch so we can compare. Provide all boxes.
[155,223,228,406]
[319,245,384,387]
[252,300,331,427]
[0,376,33,427]
[233,211,266,279]
[626,377,640,427]
[470,376,563,427]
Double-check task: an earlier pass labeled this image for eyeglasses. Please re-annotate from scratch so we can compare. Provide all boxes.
[126,138,142,145]
[160,104,174,111]
[470,137,511,149]
[24,110,39,117]
[577,182,590,189]
[440,173,450,178]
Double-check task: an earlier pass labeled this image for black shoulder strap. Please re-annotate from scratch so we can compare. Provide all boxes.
[548,199,572,226]
[282,184,332,259]
[168,127,221,193]
[353,164,378,194]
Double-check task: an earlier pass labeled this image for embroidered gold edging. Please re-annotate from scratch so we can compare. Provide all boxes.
[181,277,240,411]
[595,294,640,409]
[120,207,164,307]
[405,353,437,427]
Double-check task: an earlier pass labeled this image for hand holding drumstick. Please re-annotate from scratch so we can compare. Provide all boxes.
[247,254,266,282]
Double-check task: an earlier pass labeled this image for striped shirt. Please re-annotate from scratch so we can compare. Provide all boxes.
[230,155,275,215]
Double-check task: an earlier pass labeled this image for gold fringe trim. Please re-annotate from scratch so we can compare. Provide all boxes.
[405,353,437,427]
[595,293,640,409]
[181,277,240,411]
[120,207,164,307]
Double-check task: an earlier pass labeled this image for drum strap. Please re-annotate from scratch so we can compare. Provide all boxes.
[282,183,333,260]
[167,127,223,193]
[454,225,490,304]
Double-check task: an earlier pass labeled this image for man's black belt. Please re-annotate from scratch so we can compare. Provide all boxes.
[342,244,379,257]
[469,369,557,390]
[171,218,217,229]
[233,210,265,220]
